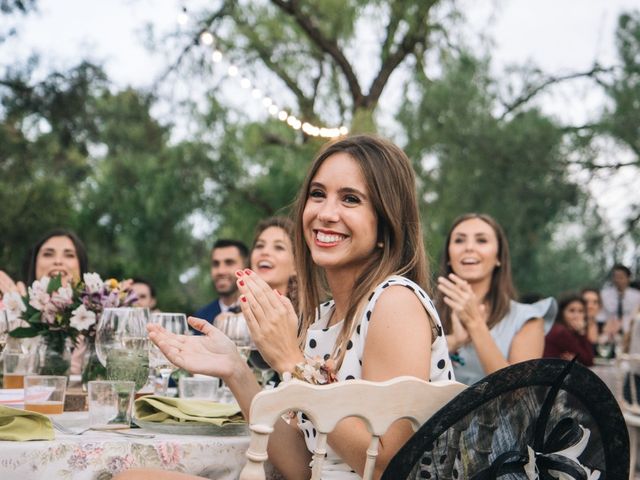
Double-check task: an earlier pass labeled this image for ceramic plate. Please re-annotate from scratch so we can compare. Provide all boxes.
[132,418,248,436]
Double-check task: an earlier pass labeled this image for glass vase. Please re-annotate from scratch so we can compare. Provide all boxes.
[81,335,106,388]
[38,335,72,376]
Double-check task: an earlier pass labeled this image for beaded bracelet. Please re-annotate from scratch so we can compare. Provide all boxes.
[282,356,338,385]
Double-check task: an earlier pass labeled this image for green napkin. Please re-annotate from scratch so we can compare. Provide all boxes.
[134,396,244,426]
[0,405,54,441]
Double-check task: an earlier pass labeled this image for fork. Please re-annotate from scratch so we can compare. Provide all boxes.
[51,419,155,438]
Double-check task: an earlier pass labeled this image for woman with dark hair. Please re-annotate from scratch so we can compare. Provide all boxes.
[543,292,594,366]
[436,213,557,385]
[0,228,88,298]
[0,229,89,373]
[581,287,602,343]
[118,134,453,480]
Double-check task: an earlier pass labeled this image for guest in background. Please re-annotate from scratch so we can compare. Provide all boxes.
[544,292,594,366]
[131,277,160,312]
[581,287,603,343]
[0,228,88,299]
[436,213,557,386]
[249,216,297,306]
[600,264,640,335]
[192,239,249,334]
[1,229,89,374]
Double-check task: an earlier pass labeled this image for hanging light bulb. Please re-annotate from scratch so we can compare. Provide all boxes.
[200,31,214,46]
[211,50,223,63]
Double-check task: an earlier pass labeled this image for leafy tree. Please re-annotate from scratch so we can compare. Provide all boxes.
[595,11,640,258]
[0,61,107,280]
[398,53,601,294]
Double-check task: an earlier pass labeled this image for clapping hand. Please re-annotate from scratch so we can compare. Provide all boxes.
[437,273,488,332]
[236,269,303,374]
[0,270,26,298]
[147,317,243,379]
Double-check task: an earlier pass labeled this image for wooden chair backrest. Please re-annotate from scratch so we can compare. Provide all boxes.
[239,376,466,480]
[617,353,640,415]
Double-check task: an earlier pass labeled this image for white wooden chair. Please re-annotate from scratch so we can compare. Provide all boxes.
[239,376,466,480]
[617,353,640,479]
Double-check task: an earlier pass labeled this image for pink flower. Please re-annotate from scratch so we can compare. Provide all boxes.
[28,277,51,311]
[41,303,58,325]
[156,443,182,467]
[51,285,73,308]
[70,304,96,330]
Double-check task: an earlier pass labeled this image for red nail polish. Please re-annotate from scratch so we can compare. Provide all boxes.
[244,269,252,275]
[241,296,247,302]
[239,280,244,286]
[235,270,244,277]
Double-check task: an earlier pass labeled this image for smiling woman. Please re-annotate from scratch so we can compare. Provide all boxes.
[436,213,557,385]
[0,229,88,299]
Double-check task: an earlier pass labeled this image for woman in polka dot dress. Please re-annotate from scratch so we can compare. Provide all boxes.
[131,134,453,480]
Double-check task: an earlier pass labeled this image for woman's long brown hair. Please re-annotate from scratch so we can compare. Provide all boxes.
[436,213,517,334]
[293,134,430,367]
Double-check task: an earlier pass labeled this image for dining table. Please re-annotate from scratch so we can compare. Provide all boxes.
[0,411,280,480]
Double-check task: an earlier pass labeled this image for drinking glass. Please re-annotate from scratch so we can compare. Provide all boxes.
[149,312,189,396]
[215,312,252,402]
[249,349,275,387]
[217,312,252,361]
[596,334,614,360]
[24,375,67,415]
[95,307,150,390]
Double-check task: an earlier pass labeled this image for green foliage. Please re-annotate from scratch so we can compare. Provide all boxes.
[399,52,591,294]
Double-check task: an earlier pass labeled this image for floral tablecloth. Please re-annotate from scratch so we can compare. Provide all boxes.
[0,412,255,480]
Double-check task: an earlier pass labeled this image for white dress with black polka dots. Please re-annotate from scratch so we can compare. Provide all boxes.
[298,275,454,479]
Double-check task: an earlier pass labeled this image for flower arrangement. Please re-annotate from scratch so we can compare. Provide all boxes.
[7,273,136,342]
[5,273,137,375]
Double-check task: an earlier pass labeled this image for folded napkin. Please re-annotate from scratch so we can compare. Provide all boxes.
[134,396,244,426]
[0,405,54,441]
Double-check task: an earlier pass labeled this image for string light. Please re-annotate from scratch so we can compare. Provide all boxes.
[184,8,348,138]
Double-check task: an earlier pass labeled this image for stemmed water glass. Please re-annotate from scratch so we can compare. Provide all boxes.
[149,313,189,396]
[95,307,151,422]
[95,307,150,423]
[217,312,252,361]
[215,312,252,402]
[249,349,275,387]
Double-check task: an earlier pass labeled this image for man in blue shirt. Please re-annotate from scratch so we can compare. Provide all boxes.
[193,239,249,333]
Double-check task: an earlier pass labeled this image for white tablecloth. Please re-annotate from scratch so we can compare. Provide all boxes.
[0,412,254,480]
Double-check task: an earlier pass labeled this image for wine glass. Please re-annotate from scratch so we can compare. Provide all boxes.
[149,312,189,396]
[217,312,252,361]
[95,307,151,390]
[249,349,275,387]
[215,312,252,402]
[596,333,613,360]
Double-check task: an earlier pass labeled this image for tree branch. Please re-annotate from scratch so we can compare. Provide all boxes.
[568,158,638,170]
[368,1,437,105]
[153,3,230,88]
[498,65,613,119]
[270,0,364,106]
